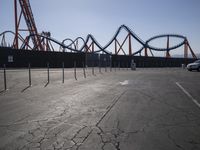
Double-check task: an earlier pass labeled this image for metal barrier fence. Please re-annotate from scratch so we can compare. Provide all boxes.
[0,60,131,93]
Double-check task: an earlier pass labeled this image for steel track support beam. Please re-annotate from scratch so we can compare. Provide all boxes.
[92,42,94,52]
[166,35,171,58]
[116,34,129,55]
[14,0,19,49]
[184,40,188,59]
[115,39,117,55]
[85,42,93,52]
[128,33,132,55]
[144,47,148,57]
[16,0,44,50]
[187,41,197,59]
[116,39,126,55]
[75,40,78,50]
[166,51,171,58]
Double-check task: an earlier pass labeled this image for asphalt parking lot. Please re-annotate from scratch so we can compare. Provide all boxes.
[0,68,200,150]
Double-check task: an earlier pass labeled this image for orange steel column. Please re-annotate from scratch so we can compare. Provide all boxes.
[85,44,88,53]
[14,0,18,49]
[166,36,170,58]
[128,33,132,55]
[45,38,48,51]
[144,47,148,57]
[19,0,44,50]
[92,42,94,52]
[166,51,171,58]
[188,43,197,59]
[76,40,78,50]
[184,40,188,59]
[115,39,117,55]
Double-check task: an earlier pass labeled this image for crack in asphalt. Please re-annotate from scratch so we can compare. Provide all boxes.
[1,77,200,150]
[95,90,126,150]
[167,129,185,150]
[6,89,127,150]
[71,90,127,150]
[95,121,141,150]
[96,90,126,127]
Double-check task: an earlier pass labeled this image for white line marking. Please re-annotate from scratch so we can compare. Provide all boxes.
[119,80,129,85]
[175,82,200,108]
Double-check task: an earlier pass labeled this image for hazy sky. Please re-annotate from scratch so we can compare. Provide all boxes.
[1,0,200,55]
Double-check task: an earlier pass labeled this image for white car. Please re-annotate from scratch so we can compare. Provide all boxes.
[187,59,200,71]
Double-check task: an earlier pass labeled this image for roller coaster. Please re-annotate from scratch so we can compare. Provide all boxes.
[0,0,197,59]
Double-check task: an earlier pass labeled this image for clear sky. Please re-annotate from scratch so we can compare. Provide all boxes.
[1,0,200,56]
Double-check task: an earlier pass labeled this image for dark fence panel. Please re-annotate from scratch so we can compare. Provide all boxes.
[86,53,111,67]
[111,55,196,68]
[0,47,197,68]
[0,47,85,68]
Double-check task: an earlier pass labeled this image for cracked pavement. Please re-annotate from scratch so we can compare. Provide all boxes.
[0,68,200,150]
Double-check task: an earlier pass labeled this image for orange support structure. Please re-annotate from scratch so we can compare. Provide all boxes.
[184,40,188,59]
[115,39,117,55]
[144,47,148,57]
[85,42,94,53]
[115,34,129,55]
[188,43,197,59]
[166,36,171,58]
[85,44,89,53]
[92,42,94,52]
[128,33,132,55]
[184,39,197,59]
[13,0,44,50]
[14,0,19,49]
[166,51,171,58]
[75,40,78,50]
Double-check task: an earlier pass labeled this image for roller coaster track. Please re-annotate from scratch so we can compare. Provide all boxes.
[0,25,196,58]
[0,24,197,58]
[146,34,186,51]
[0,30,32,49]
[0,24,197,59]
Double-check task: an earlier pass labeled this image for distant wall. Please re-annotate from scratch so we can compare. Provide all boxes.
[0,47,85,68]
[86,53,196,68]
[0,47,196,68]
[111,55,196,68]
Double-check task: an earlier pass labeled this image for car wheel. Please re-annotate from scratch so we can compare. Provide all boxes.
[188,69,192,71]
[198,67,200,72]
